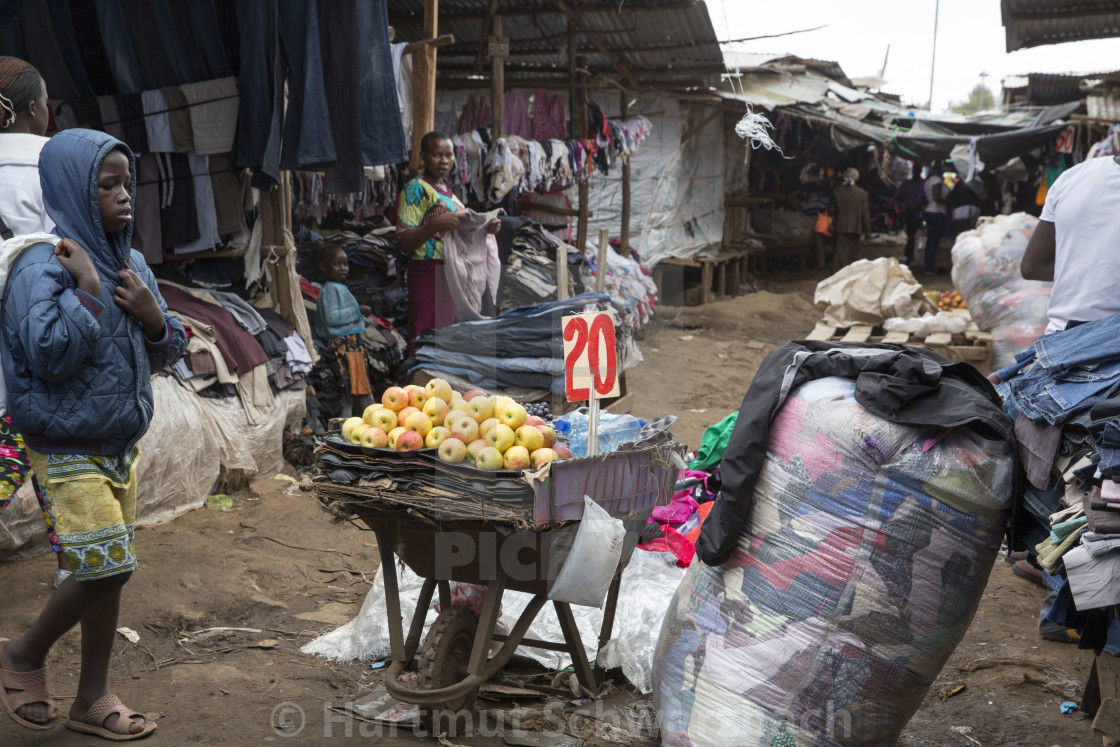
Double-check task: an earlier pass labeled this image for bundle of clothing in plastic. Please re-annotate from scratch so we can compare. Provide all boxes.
[951,213,1052,369]
[996,311,1120,650]
[583,239,657,330]
[656,341,1016,746]
[412,292,617,394]
[158,281,312,425]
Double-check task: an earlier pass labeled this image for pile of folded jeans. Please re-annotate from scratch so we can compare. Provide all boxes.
[499,224,585,312]
[413,292,615,393]
[997,311,1120,652]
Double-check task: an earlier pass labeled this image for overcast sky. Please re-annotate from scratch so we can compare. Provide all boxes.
[706,0,1120,112]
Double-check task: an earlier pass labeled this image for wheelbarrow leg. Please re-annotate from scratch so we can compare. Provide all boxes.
[467,568,506,676]
[437,579,452,611]
[377,529,406,663]
[404,579,437,660]
[595,572,623,682]
[553,600,599,696]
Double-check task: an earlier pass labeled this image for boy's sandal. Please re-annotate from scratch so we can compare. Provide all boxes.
[0,639,59,730]
[65,694,156,741]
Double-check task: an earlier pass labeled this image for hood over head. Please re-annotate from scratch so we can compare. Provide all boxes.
[38,129,134,267]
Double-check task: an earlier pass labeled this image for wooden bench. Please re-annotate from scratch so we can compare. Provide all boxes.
[652,250,751,306]
[806,318,995,375]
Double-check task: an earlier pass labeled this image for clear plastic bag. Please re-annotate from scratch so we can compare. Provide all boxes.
[549,495,626,608]
[951,213,1052,368]
[654,377,1013,746]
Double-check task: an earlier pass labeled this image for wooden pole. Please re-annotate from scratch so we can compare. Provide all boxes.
[556,242,569,300]
[576,56,589,254]
[596,228,610,293]
[410,0,439,171]
[620,91,631,257]
[491,14,504,139]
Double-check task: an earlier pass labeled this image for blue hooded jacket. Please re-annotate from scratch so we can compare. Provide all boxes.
[0,129,186,455]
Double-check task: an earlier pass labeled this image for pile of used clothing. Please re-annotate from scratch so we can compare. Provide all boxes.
[494,216,585,311]
[655,341,1016,745]
[158,282,313,425]
[997,312,1120,651]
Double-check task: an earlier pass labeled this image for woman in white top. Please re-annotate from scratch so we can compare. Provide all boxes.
[0,56,70,586]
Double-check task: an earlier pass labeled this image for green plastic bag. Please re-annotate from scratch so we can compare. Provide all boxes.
[688,412,738,471]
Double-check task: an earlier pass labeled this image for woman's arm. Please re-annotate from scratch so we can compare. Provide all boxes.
[398,211,466,255]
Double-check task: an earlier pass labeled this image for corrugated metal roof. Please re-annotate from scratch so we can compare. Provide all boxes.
[388,0,725,89]
[1002,0,1120,51]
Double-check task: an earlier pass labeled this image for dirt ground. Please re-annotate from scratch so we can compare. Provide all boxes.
[0,271,1097,745]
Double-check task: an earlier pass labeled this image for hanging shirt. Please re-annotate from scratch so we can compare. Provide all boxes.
[396,177,465,261]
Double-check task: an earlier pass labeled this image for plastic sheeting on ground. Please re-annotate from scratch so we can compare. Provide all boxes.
[814,257,936,327]
[951,212,1051,369]
[0,376,305,558]
[654,377,1014,746]
[301,548,686,694]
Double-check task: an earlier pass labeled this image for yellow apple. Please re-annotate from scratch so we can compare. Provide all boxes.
[531,448,558,468]
[396,406,420,427]
[486,423,515,453]
[479,418,500,438]
[387,426,406,450]
[498,402,528,430]
[407,387,428,410]
[341,416,364,441]
[538,426,557,448]
[475,446,505,471]
[404,411,433,437]
[449,414,480,444]
[467,397,494,423]
[425,426,451,449]
[349,423,371,444]
[422,396,450,426]
[514,425,544,452]
[466,438,489,463]
[425,378,454,403]
[362,404,385,425]
[371,408,399,433]
[503,445,531,470]
[437,437,468,464]
[447,398,472,417]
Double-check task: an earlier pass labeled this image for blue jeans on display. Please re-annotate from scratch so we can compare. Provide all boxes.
[997,313,1120,425]
[356,0,408,167]
[94,0,144,94]
[235,0,283,186]
[276,0,336,170]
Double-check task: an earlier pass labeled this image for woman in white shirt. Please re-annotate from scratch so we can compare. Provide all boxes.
[0,56,70,586]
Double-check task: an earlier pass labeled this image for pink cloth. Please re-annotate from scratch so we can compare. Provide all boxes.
[652,469,708,523]
[503,90,532,138]
[443,211,501,322]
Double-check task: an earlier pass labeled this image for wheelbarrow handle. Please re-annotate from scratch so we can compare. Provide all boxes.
[674,476,703,492]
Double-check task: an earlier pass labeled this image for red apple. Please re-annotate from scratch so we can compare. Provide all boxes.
[387,426,407,450]
[503,445,531,470]
[382,386,408,412]
[553,444,574,459]
[524,415,546,428]
[531,448,558,468]
[464,389,488,401]
[360,427,389,449]
[538,426,557,448]
[396,406,420,427]
[466,438,489,463]
[404,411,433,437]
[407,387,429,410]
[396,430,425,452]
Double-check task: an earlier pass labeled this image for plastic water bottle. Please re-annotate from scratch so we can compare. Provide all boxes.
[555,410,645,457]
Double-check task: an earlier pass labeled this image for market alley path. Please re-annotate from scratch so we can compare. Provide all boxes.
[0,272,1096,745]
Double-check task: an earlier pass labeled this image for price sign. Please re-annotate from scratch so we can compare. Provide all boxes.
[1055,125,1075,154]
[562,312,619,402]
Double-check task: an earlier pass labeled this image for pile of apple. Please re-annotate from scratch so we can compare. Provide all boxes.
[338,378,572,471]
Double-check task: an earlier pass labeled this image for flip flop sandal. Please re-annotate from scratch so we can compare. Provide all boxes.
[65,694,156,741]
[0,639,59,730]
[1012,559,1047,588]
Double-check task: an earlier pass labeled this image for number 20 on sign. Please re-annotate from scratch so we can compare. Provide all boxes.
[562,312,620,402]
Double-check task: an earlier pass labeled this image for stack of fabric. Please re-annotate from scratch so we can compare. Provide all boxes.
[498,222,584,311]
[997,312,1120,649]
[158,282,312,425]
[413,292,616,394]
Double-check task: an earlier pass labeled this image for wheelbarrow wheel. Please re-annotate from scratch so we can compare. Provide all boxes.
[417,606,480,736]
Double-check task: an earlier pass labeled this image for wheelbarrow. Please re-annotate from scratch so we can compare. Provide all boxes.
[349,444,679,732]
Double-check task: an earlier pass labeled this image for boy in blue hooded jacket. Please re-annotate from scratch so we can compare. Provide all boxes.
[0,129,186,740]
